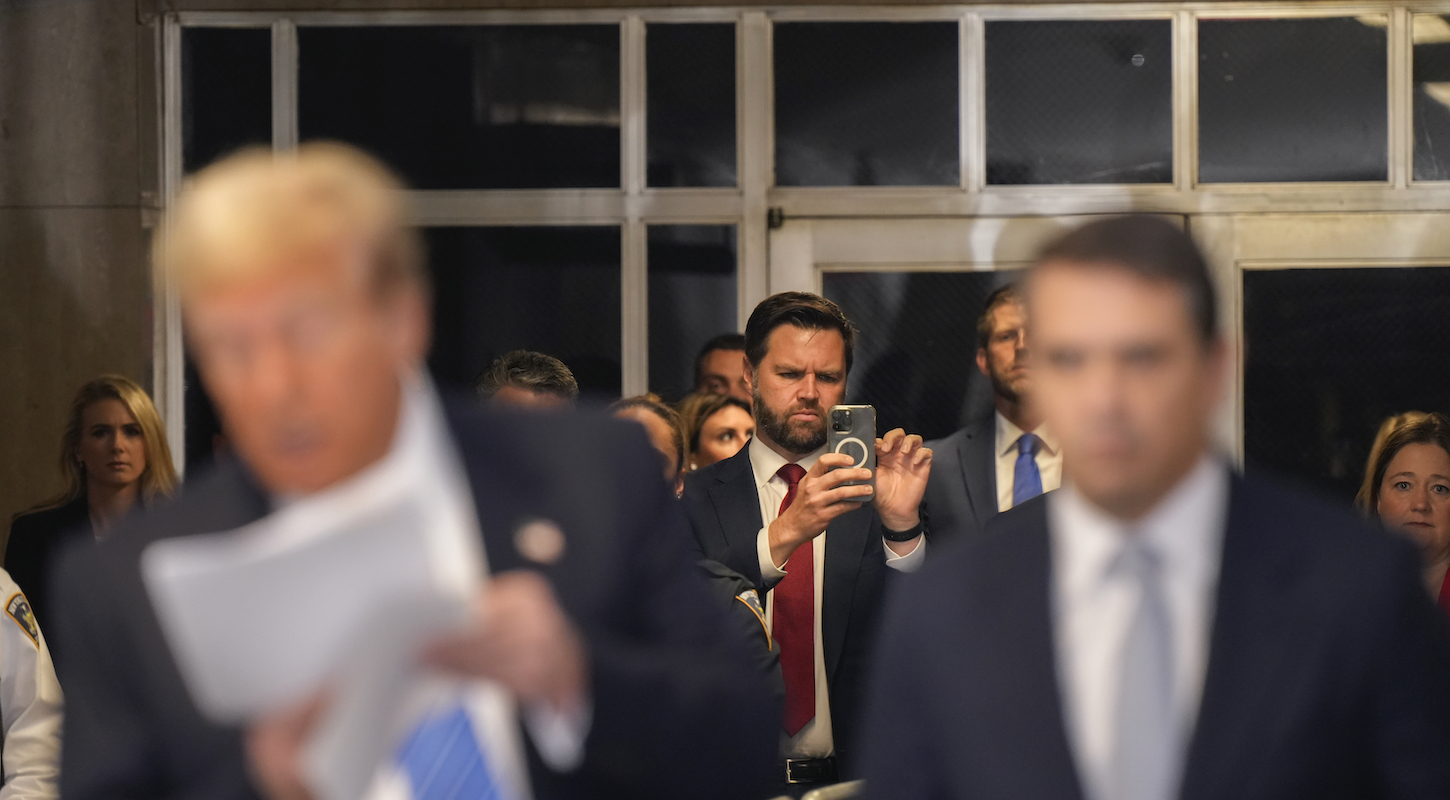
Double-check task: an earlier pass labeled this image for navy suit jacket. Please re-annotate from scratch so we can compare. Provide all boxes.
[923,416,997,550]
[680,443,891,777]
[862,473,1450,800]
[51,404,779,800]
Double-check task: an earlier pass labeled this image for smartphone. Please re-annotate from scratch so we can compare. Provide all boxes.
[826,405,876,502]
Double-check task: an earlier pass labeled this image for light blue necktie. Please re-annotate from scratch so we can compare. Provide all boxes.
[1012,433,1045,507]
[1109,539,1179,800]
[396,703,500,800]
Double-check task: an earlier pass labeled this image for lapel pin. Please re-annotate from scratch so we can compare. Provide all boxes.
[514,518,566,565]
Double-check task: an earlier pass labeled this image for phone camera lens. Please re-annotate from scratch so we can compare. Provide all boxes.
[833,409,851,432]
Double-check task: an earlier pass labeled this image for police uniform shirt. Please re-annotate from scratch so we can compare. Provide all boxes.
[0,569,62,800]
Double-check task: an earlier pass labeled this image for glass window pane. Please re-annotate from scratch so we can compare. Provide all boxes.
[426,227,622,399]
[1412,15,1450,181]
[1198,18,1387,183]
[775,22,959,187]
[986,20,1172,185]
[182,27,271,173]
[1244,267,1450,500]
[648,226,737,402]
[647,24,736,188]
[300,26,621,189]
[822,271,1010,440]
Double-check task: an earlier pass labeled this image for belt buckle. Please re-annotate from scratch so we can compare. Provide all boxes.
[785,758,812,785]
[785,757,833,785]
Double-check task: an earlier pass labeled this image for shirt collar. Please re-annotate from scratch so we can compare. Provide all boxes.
[1051,453,1229,598]
[749,434,826,490]
[996,411,1060,458]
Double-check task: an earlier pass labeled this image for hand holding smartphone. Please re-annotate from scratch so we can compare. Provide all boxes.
[826,405,876,503]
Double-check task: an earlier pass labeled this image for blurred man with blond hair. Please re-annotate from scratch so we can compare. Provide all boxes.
[50,143,777,800]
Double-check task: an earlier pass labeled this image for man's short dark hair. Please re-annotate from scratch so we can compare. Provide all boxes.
[976,283,1023,351]
[744,292,857,375]
[1034,215,1218,344]
[694,333,746,388]
[475,350,580,402]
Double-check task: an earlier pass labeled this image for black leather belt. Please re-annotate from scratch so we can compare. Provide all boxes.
[784,756,838,785]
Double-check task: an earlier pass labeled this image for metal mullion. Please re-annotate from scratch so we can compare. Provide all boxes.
[621,15,648,396]
[272,19,298,151]
[159,15,186,475]
[739,11,772,330]
[1175,10,1197,189]
[963,13,985,192]
[405,190,628,226]
[1391,6,1413,188]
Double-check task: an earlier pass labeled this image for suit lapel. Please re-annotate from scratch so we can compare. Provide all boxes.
[708,446,765,550]
[1179,479,1302,800]
[958,418,998,529]
[993,497,1087,800]
[822,502,872,685]
[443,408,532,576]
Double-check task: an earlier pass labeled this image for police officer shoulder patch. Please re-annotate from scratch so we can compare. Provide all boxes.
[6,593,38,645]
[734,588,771,649]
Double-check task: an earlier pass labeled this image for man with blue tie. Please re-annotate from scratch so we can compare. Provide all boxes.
[49,144,778,800]
[862,215,1450,800]
[924,283,1062,548]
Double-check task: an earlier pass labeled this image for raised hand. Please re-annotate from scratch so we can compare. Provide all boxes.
[767,453,873,569]
[872,428,932,532]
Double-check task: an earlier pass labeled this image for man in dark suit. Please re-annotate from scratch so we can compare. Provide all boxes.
[681,292,932,794]
[862,216,1450,800]
[50,143,777,800]
[925,283,1061,548]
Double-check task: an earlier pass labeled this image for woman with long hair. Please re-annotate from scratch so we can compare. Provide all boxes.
[1357,411,1450,614]
[6,375,177,629]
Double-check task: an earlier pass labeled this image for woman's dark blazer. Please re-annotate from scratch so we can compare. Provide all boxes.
[6,496,91,633]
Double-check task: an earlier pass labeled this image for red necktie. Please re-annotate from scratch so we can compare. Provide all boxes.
[771,463,815,736]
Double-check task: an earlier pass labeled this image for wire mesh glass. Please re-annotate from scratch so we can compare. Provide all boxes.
[1412,14,1450,181]
[182,27,271,173]
[1244,267,1450,502]
[300,26,621,189]
[648,226,738,403]
[986,19,1172,185]
[1198,17,1387,183]
[425,227,623,400]
[822,271,1015,441]
[774,21,959,187]
[647,24,736,188]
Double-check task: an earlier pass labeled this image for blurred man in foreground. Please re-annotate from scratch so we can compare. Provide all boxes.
[925,283,1062,548]
[51,143,777,800]
[863,216,1450,800]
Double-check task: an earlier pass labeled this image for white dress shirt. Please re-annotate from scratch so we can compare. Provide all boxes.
[280,375,586,800]
[1048,455,1228,800]
[995,412,1064,513]
[748,435,925,759]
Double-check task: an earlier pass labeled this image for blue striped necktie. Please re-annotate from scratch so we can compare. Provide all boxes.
[396,702,499,800]
[1012,433,1044,507]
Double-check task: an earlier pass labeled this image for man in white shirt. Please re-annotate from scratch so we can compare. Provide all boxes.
[862,215,1450,800]
[680,292,932,795]
[0,571,61,800]
[50,143,778,800]
[925,283,1062,548]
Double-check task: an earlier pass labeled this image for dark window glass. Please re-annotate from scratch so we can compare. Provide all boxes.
[986,20,1172,185]
[426,227,622,399]
[300,26,620,189]
[648,226,737,402]
[775,22,959,186]
[182,27,271,173]
[647,24,736,188]
[1244,267,1450,501]
[822,271,1011,440]
[1199,18,1387,183]
[1412,15,1450,181]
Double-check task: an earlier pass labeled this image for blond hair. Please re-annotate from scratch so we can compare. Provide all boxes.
[45,375,178,508]
[156,142,426,298]
[1356,410,1437,515]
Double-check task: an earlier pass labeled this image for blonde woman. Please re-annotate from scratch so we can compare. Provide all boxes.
[6,375,177,630]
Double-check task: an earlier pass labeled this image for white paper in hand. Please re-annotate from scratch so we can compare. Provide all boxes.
[140,497,444,723]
